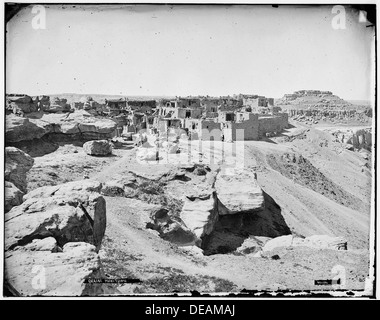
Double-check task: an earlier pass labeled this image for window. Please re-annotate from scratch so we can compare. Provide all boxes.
[226,113,234,121]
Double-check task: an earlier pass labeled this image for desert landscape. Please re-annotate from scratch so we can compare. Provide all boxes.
[3,4,375,299]
[4,90,374,296]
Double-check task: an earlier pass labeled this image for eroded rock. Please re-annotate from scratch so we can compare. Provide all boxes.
[5,181,24,213]
[6,115,49,143]
[180,193,218,244]
[262,234,348,251]
[5,147,34,193]
[5,241,112,296]
[5,180,106,252]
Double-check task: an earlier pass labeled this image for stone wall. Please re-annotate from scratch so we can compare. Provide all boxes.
[258,113,288,138]
[196,112,287,141]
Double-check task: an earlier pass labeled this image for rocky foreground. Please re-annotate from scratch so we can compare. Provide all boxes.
[4,115,373,295]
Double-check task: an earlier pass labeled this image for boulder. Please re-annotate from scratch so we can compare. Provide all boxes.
[146,208,196,246]
[4,241,112,296]
[300,235,348,250]
[100,181,126,197]
[236,236,272,255]
[5,181,24,211]
[5,147,34,192]
[262,234,347,251]
[83,140,113,156]
[215,168,264,215]
[159,221,196,246]
[180,194,218,243]
[5,181,24,213]
[262,235,294,251]
[23,237,61,252]
[5,180,106,252]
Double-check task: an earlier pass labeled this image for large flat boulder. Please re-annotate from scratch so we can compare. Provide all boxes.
[215,168,264,215]
[6,111,118,144]
[6,115,49,143]
[5,147,34,192]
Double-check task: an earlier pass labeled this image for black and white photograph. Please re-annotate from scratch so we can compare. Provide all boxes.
[2,2,377,300]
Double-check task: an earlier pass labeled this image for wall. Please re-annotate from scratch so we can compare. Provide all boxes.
[243,97,268,108]
[223,113,259,141]
[218,112,235,122]
[258,113,288,137]
[199,120,222,141]
[178,99,201,109]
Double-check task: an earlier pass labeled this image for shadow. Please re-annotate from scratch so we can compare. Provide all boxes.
[89,153,118,158]
[7,138,59,157]
[201,191,291,256]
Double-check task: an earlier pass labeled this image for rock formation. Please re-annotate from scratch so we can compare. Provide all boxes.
[146,166,266,248]
[43,97,71,113]
[5,241,109,296]
[5,147,34,193]
[6,115,49,143]
[5,181,24,213]
[4,180,110,296]
[180,193,218,245]
[6,111,118,144]
[6,95,38,115]
[6,180,106,251]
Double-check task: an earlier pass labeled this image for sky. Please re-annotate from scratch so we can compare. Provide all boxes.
[6,4,375,100]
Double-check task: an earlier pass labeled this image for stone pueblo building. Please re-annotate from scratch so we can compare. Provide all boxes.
[153,95,288,142]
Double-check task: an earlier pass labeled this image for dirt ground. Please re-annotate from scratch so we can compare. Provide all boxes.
[24,121,374,296]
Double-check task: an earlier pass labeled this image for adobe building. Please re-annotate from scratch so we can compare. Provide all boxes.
[105,98,127,116]
[151,93,289,142]
[177,97,201,109]
[127,99,157,113]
